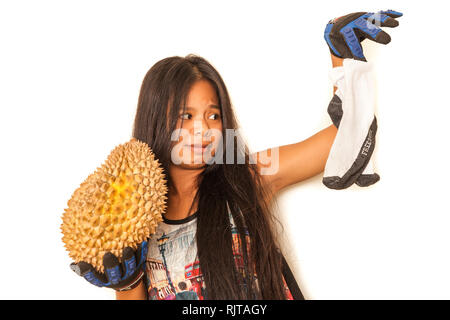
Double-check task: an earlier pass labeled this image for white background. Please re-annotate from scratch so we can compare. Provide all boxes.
[0,0,448,299]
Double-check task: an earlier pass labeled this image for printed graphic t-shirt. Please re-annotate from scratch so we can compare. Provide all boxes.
[144,209,303,300]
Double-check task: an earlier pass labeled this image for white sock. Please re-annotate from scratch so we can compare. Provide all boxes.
[327,92,380,187]
[355,155,380,187]
[323,59,379,189]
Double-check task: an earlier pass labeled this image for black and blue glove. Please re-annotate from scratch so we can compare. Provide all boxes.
[70,240,148,292]
[324,10,403,61]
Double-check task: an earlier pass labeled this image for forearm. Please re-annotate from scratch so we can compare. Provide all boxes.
[252,54,345,191]
[115,280,147,300]
[275,54,343,184]
[298,54,344,175]
[275,124,338,187]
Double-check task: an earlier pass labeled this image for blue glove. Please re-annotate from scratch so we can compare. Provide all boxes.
[70,240,148,292]
[324,10,403,61]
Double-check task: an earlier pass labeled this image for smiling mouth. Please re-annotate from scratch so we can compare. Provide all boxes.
[185,142,211,147]
[185,143,212,154]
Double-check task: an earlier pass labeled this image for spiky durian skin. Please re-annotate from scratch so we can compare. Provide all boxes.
[61,138,168,273]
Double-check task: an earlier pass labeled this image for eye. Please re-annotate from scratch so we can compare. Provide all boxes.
[209,113,221,120]
[179,113,191,120]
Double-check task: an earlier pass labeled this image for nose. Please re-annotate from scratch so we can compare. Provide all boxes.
[192,119,212,140]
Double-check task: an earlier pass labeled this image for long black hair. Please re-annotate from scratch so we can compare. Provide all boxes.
[132,54,287,299]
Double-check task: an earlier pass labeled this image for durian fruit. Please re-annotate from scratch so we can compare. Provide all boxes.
[61,137,168,273]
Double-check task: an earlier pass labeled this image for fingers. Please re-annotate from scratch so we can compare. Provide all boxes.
[137,240,149,265]
[380,17,399,28]
[353,16,383,41]
[354,16,393,45]
[374,29,391,45]
[354,27,391,45]
[121,246,137,278]
[379,9,403,19]
[341,27,367,61]
[355,9,402,45]
[70,261,108,287]
[70,261,91,277]
[325,23,344,57]
[109,242,147,281]
[326,9,402,62]
[368,12,401,28]
[103,252,122,285]
[71,246,147,289]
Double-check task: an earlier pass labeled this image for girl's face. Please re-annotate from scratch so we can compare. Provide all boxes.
[170,79,223,168]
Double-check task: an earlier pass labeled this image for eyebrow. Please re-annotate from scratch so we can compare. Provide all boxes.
[183,104,220,111]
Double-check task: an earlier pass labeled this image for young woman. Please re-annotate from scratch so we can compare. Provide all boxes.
[120,52,337,300]
[71,10,402,300]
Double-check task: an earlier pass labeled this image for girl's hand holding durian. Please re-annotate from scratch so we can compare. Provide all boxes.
[70,241,148,291]
[60,138,168,291]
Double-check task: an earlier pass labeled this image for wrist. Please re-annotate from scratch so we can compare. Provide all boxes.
[114,269,144,292]
[331,54,344,67]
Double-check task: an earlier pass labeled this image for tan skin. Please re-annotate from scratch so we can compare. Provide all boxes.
[116,54,343,300]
